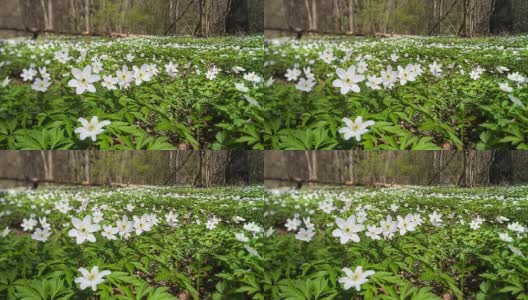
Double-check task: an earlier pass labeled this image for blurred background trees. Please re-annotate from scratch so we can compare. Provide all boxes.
[0,0,263,37]
[265,0,528,37]
[265,151,528,188]
[0,151,263,187]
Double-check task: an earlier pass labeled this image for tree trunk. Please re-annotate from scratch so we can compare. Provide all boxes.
[84,0,90,33]
[348,0,354,33]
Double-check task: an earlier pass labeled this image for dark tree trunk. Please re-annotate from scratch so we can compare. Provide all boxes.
[490,151,513,184]
[490,0,513,33]
[225,150,249,184]
[226,0,248,34]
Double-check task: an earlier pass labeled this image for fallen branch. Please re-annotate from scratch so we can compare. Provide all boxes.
[0,26,132,39]
[264,27,399,39]
[264,177,403,189]
[428,0,460,35]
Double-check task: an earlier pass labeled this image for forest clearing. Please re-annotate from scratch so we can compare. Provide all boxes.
[0,186,266,299]
[0,36,264,150]
[263,36,528,150]
[262,186,528,299]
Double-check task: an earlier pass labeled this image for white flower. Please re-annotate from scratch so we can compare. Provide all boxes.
[232,216,246,224]
[39,67,50,80]
[508,244,525,257]
[243,222,263,234]
[303,67,315,80]
[285,68,301,81]
[507,72,526,84]
[244,245,260,257]
[380,65,398,89]
[133,64,153,85]
[507,222,526,233]
[55,200,72,214]
[126,203,135,212]
[21,68,37,82]
[1,77,10,87]
[39,217,51,229]
[235,82,250,93]
[318,200,336,214]
[54,50,71,64]
[90,60,102,74]
[357,61,368,74]
[496,216,510,223]
[244,95,260,107]
[243,72,262,84]
[429,61,443,77]
[100,225,119,240]
[366,75,383,90]
[74,116,111,142]
[1,227,9,237]
[428,211,443,227]
[32,227,51,242]
[74,266,111,291]
[397,214,417,235]
[265,77,275,87]
[338,116,375,142]
[469,68,483,80]
[295,227,315,242]
[469,216,484,230]
[265,227,274,237]
[205,216,221,230]
[332,215,364,244]
[67,215,100,244]
[68,66,100,94]
[338,266,375,291]
[295,78,316,92]
[232,66,246,74]
[235,232,249,242]
[397,64,417,86]
[165,211,179,227]
[31,78,51,92]
[499,232,513,242]
[21,217,38,231]
[125,53,135,62]
[205,66,220,80]
[165,61,179,77]
[133,214,154,235]
[498,82,513,93]
[285,217,301,231]
[319,49,336,64]
[365,225,382,240]
[116,65,133,89]
[496,66,510,74]
[101,75,118,90]
[332,66,365,94]
[380,216,398,239]
[508,95,525,108]
[116,215,134,239]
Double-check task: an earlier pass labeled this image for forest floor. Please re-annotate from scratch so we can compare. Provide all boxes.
[262,185,528,299]
[0,35,264,150]
[0,185,265,299]
[263,35,528,150]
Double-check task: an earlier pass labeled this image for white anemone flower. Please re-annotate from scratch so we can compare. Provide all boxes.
[68,66,100,95]
[31,78,51,92]
[332,66,365,94]
[338,116,375,142]
[332,215,364,244]
[338,266,375,291]
[74,116,111,142]
[31,227,51,242]
[74,266,111,291]
[67,215,100,244]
